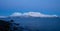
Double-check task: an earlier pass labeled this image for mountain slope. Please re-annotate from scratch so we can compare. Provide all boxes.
[0,16,60,31]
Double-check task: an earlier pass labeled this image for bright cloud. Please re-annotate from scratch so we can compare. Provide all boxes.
[10,12,58,17]
[10,12,22,16]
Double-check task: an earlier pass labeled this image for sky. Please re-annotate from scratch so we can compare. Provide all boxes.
[0,0,60,16]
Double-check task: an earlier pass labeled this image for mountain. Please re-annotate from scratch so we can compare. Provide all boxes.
[0,16,60,31]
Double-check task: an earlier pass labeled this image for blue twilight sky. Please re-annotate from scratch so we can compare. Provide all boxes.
[0,0,60,16]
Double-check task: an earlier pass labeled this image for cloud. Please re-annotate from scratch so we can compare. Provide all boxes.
[10,12,22,16]
[10,12,58,17]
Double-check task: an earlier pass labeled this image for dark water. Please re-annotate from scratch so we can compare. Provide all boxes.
[0,17,60,31]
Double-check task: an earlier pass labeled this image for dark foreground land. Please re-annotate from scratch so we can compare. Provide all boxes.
[0,20,24,31]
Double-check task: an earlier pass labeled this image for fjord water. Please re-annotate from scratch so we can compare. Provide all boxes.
[0,17,60,31]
